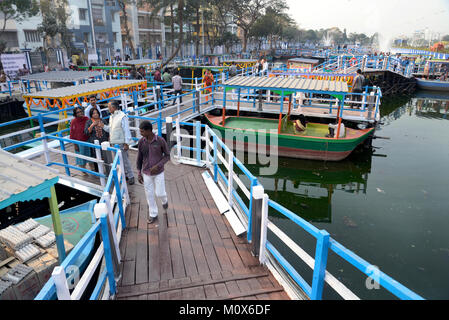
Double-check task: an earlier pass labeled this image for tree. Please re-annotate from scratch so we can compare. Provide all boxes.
[37,0,73,55]
[118,0,138,59]
[0,0,39,51]
[442,35,449,42]
[228,0,272,52]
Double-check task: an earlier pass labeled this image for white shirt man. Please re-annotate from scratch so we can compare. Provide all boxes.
[84,96,102,117]
[104,101,135,184]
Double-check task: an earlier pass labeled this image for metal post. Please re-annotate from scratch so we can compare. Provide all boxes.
[250,185,264,253]
[227,152,234,206]
[176,119,181,159]
[98,212,117,296]
[95,201,121,276]
[165,117,173,150]
[205,126,210,168]
[311,230,330,300]
[259,193,269,264]
[94,140,105,187]
[195,121,201,166]
[52,266,71,300]
[213,134,218,183]
[101,141,113,178]
[38,114,50,164]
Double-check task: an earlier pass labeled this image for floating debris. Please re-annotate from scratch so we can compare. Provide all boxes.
[343,216,358,228]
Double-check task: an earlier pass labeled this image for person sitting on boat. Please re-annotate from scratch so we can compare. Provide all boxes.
[294,114,307,133]
[326,122,346,138]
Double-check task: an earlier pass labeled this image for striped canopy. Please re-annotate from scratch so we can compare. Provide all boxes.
[23,80,146,100]
[20,71,105,82]
[223,76,349,94]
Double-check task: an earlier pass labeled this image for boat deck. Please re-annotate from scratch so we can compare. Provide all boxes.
[29,145,291,300]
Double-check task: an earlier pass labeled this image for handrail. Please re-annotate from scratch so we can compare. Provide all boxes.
[170,119,424,301]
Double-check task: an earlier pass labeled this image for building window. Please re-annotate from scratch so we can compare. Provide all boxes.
[79,8,87,21]
[113,32,118,43]
[92,4,105,26]
[3,31,19,47]
[24,30,41,43]
[111,13,115,23]
[83,32,91,44]
[138,16,145,28]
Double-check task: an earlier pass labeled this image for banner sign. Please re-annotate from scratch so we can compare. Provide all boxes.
[1,53,28,79]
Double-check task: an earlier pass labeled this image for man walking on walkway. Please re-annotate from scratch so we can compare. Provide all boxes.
[104,101,135,185]
[137,121,170,224]
[171,69,183,106]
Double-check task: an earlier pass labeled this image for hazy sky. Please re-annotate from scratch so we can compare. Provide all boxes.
[286,0,449,37]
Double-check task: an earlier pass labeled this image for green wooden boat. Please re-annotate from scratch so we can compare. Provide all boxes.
[206,114,374,161]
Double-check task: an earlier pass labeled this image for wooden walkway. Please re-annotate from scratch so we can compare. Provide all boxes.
[116,150,289,300]
[28,145,290,300]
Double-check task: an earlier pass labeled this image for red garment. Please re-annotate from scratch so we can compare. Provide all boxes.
[70,116,89,141]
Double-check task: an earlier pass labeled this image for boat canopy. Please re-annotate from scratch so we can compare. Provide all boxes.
[123,59,161,66]
[0,149,59,210]
[223,76,349,94]
[288,58,320,65]
[23,80,146,100]
[19,71,105,83]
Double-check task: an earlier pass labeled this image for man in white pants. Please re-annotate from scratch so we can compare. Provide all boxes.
[136,121,170,224]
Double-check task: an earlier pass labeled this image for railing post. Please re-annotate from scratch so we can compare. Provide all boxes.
[250,184,264,251]
[227,152,234,206]
[213,134,218,183]
[205,126,211,168]
[259,193,269,265]
[96,200,121,270]
[94,140,106,187]
[165,117,173,150]
[101,141,113,178]
[311,230,330,300]
[52,266,71,300]
[38,113,50,164]
[115,147,130,206]
[176,119,181,160]
[58,132,71,176]
[97,212,117,297]
[195,121,202,166]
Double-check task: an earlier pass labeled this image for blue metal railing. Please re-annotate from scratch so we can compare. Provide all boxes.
[171,120,424,300]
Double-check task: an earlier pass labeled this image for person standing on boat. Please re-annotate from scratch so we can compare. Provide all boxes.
[203,70,214,104]
[70,107,91,176]
[104,101,135,185]
[84,95,102,117]
[136,121,170,224]
[262,58,269,76]
[351,69,365,109]
[84,108,109,173]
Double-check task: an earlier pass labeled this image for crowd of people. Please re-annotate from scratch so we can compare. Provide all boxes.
[69,96,171,224]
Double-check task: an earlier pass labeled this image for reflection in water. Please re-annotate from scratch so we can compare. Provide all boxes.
[234,91,449,299]
[241,151,372,223]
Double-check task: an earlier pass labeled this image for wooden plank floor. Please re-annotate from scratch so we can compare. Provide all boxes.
[27,137,290,300]
[116,150,290,300]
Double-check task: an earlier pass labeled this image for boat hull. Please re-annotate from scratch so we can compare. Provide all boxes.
[206,115,374,161]
[416,78,449,92]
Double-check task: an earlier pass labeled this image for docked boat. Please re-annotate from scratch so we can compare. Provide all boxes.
[205,114,374,161]
[216,76,378,161]
[416,78,449,92]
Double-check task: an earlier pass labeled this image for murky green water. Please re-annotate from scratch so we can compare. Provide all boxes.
[244,92,449,300]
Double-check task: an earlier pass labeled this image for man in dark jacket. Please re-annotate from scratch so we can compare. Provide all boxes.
[137,121,170,224]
